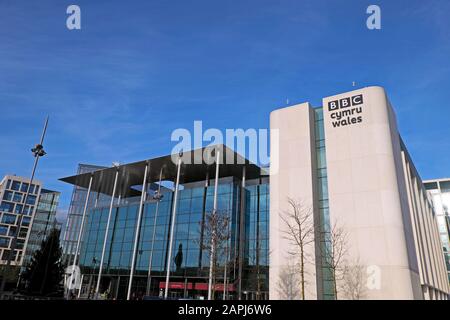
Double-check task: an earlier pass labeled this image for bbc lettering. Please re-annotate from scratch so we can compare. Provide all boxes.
[328,94,363,111]
[328,94,364,128]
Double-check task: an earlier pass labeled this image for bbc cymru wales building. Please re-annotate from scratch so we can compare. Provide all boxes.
[270,86,449,300]
[61,86,449,300]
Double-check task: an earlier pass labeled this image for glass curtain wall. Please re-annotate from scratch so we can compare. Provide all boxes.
[242,178,269,300]
[314,108,334,300]
[79,178,248,299]
[60,164,107,265]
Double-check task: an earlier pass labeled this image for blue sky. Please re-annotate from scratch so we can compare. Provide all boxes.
[1,0,449,218]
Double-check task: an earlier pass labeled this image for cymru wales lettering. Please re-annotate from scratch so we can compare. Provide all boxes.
[328,94,364,128]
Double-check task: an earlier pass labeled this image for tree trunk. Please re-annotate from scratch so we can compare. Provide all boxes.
[300,249,305,300]
[298,225,305,300]
[333,269,338,300]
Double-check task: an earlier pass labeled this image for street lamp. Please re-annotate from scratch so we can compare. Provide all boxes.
[31,144,47,157]
[0,116,49,299]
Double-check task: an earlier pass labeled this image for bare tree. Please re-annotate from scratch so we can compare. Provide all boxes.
[276,258,300,300]
[340,257,367,300]
[322,221,348,300]
[198,209,231,300]
[279,198,315,299]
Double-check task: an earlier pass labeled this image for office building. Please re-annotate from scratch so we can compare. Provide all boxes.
[60,86,449,300]
[270,86,449,300]
[0,175,42,266]
[60,148,268,299]
[22,189,61,268]
[424,179,450,283]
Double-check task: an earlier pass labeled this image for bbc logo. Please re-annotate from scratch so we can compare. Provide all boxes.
[328,94,363,111]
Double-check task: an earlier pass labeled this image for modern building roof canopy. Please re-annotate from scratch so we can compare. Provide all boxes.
[59,145,264,198]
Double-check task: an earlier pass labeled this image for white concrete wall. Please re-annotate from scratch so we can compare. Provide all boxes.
[322,86,421,299]
[269,103,318,299]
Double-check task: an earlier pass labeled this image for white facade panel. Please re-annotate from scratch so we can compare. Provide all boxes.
[269,103,318,299]
[322,86,421,299]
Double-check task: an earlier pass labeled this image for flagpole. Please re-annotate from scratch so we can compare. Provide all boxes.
[208,148,220,300]
[146,167,163,296]
[164,154,182,299]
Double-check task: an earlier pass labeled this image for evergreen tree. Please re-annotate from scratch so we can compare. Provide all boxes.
[21,228,64,296]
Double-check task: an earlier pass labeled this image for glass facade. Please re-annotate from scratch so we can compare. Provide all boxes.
[76,176,269,300]
[314,108,334,299]
[61,164,107,265]
[22,189,61,268]
[424,180,450,283]
[242,180,269,299]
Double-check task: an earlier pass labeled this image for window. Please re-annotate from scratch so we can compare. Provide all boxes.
[0,202,14,213]
[20,183,29,193]
[1,214,16,224]
[123,228,135,242]
[424,182,438,191]
[177,213,190,223]
[3,191,13,201]
[26,195,36,205]
[19,227,28,238]
[185,249,199,267]
[0,237,10,248]
[16,239,25,249]
[127,206,138,221]
[191,198,203,212]
[25,205,32,215]
[6,179,11,190]
[179,199,191,213]
[218,183,231,194]
[0,225,8,235]
[14,204,23,214]
[22,216,31,227]
[8,227,16,237]
[440,181,450,193]
[118,207,128,221]
[11,181,21,191]
[2,250,16,260]
[13,192,23,203]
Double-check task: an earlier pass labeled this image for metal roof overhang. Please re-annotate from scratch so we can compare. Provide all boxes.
[59,145,264,198]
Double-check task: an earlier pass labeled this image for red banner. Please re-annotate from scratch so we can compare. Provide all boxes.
[159,281,235,291]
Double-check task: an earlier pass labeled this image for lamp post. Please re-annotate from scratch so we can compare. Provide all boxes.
[0,116,49,299]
